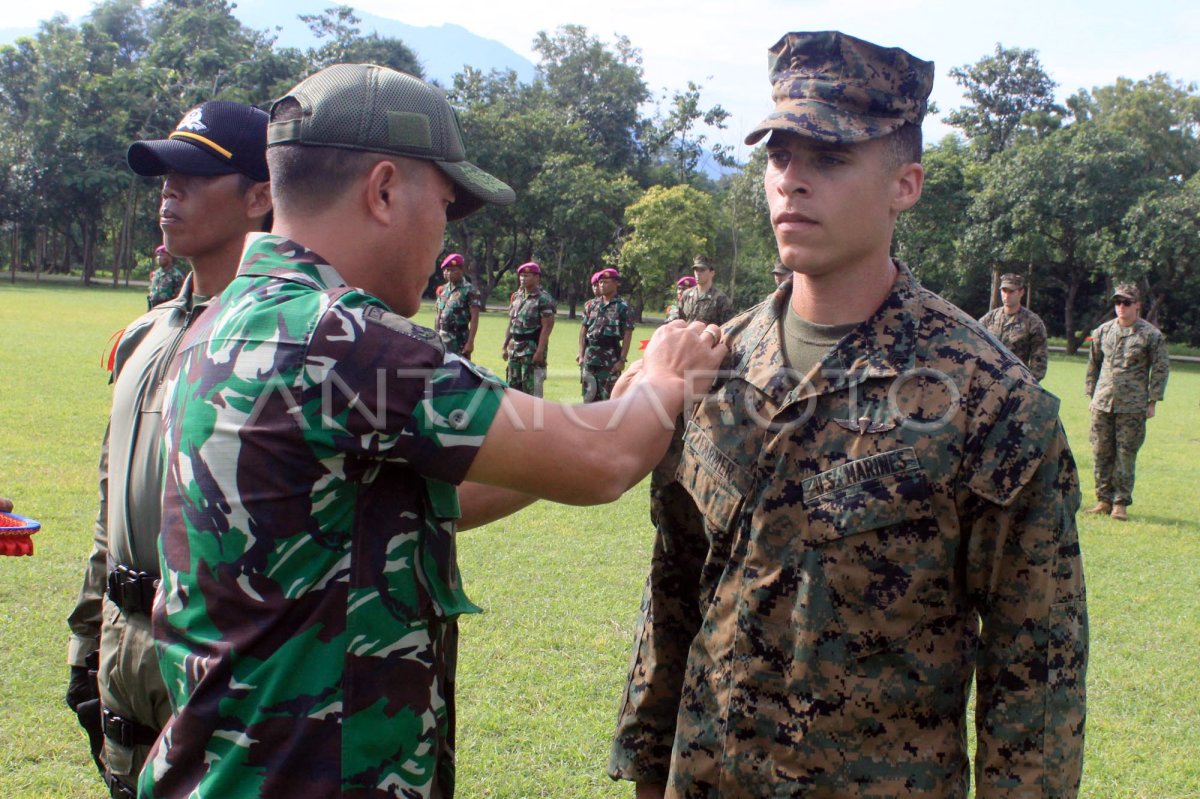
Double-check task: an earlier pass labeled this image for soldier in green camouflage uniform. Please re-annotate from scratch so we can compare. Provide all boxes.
[679,255,733,325]
[434,252,481,356]
[664,276,695,322]
[146,245,185,309]
[979,272,1049,381]
[503,261,557,396]
[578,268,635,402]
[146,64,729,799]
[610,31,1087,799]
[1084,283,1169,520]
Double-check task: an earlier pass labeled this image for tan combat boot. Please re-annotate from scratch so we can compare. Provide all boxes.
[1085,501,1112,515]
[1110,504,1128,521]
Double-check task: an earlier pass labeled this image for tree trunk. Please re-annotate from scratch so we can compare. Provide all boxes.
[1063,279,1079,354]
[989,267,1001,310]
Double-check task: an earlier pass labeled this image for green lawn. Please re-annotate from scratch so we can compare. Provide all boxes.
[1,282,1197,798]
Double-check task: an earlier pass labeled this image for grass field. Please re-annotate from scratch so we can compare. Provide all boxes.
[1,280,1197,798]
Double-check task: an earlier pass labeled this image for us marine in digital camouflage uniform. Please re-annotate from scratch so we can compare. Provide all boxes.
[979,272,1049,381]
[610,31,1087,799]
[679,254,733,325]
[66,100,272,799]
[502,261,557,396]
[578,268,635,402]
[434,252,481,356]
[1084,282,1169,521]
[146,63,727,799]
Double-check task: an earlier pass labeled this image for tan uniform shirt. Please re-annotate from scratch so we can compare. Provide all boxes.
[1086,317,1169,414]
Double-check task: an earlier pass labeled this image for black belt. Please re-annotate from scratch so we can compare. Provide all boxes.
[107,564,159,616]
[511,332,540,342]
[101,705,160,748]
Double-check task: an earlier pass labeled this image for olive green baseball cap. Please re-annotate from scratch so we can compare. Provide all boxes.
[268,63,515,220]
[745,31,933,145]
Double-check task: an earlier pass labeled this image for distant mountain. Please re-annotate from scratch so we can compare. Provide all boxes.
[0,4,536,88]
[230,1,536,86]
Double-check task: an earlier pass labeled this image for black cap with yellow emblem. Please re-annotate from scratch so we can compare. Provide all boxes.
[127,100,269,182]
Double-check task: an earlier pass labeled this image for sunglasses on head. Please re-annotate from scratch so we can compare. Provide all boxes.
[1115,299,1134,307]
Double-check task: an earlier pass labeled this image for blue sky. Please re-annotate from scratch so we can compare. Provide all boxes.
[3,0,1197,159]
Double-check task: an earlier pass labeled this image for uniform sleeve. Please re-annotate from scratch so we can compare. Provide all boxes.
[964,390,1087,798]
[540,292,557,317]
[1148,330,1170,403]
[1028,315,1049,382]
[1084,330,1102,397]
[717,293,733,325]
[303,302,503,486]
[67,422,111,667]
[609,432,706,784]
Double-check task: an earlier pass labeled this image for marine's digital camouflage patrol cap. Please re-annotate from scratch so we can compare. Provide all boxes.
[268,63,516,220]
[745,31,934,145]
[1000,273,1026,289]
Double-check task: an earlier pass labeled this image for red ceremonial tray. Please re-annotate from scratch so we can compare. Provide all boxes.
[0,512,41,556]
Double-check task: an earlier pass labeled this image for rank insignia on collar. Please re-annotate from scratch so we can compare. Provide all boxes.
[835,415,897,435]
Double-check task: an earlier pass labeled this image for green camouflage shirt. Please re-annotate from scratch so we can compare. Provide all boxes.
[144,234,503,798]
[434,277,481,353]
[581,295,634,369]
[979,305,1049,381]
[610,264,1087,798]
[505,287,556,360]
[147,264,186,308]
[679,286,733,326]
[1086,317,1169,414]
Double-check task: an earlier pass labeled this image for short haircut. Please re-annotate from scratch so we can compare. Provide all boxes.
[882,122,923,168]
[266,98,387,214]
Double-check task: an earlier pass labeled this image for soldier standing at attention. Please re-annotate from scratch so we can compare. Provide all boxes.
[679,254,733,325]
[434,252,481,357]
[1084,283,1169,521]
[664,275,696,322]
[979,272,1049,381]
[503,261,556,396]
[145,63,726,798]
[578,267,635,402]
[66,100,272,799]
[610,30,1087,799]
[145,245,185,309]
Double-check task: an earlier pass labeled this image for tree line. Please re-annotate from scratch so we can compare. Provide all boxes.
[2,3,1198,345]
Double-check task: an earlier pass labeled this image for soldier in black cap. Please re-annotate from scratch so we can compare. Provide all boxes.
[611,31,1086,798]
[66,100,272,798]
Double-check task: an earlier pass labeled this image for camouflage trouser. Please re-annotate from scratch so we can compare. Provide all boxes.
[506,356,545,397]
[98,597,171,793]
[438,328,468,355]
[581,367,620,402]
[1089,410,1147,506]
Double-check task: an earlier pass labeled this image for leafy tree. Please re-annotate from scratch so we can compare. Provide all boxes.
[301,5,422,76]
[946,44,1063,160]
[964,122,1152,352]
[714,145,775,309]
[648,80,732,185]
[894,135,986,309]
[533,25,650,174]
[616,184,715,314]
[1104,174,1200,342]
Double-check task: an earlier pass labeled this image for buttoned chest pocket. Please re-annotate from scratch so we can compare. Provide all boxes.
[800,454,950,658]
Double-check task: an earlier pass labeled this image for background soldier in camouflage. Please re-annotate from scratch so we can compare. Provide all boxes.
[979,272,1049,381]
[502,261,556,396]
[610,31,1087,799]
[66,100,272,799]
[146,63,726,799]
[664,275,695,322]
[145,245,185,309]
[434,252,481,356]
[1084,283,1170,521]
[578,267,635,402]
[679,254,733,325]
[770,259,790,286]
